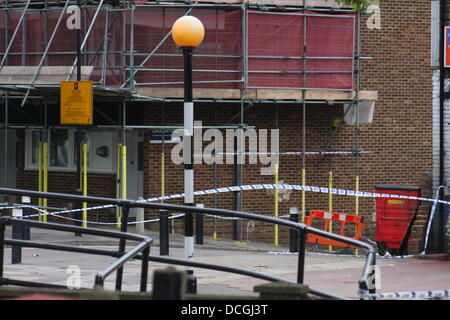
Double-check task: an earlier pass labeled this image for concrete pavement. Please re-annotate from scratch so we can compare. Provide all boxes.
[1,224,449,299]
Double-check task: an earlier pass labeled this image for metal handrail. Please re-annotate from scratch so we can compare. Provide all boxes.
[0,217,153,292]
[145,255,349,300]
[0,187,376,299]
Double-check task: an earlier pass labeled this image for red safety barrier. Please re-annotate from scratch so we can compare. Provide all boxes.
[305,210,364,248]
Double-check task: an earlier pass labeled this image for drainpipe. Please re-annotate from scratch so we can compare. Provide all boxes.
[439,0,446,253]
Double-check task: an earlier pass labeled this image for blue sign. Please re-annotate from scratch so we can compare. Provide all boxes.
[150,130,181,144]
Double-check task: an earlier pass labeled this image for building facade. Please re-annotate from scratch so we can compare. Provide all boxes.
[0,0,445,253]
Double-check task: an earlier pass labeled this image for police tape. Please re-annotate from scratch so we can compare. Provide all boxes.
[420,186,442,255]
[8,204,116,222]
[16,206,245,224]
[4,183,448,224]
[11,205,187,225]
[6,203,245,224]
[9,204,242,225]
[363,289,450,299]
[218,151,371,156]
[141,183,446,206]
[0,205,34,210]
[266,250,416,259]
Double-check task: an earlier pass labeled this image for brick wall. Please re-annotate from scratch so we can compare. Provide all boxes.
[12,1,435,253]
[138,0,435,251]
[434,1,450,252]
[15,131,118,225]
[359,0,433,253]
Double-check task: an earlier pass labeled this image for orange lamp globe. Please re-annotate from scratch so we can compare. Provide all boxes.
[171,16,205,47]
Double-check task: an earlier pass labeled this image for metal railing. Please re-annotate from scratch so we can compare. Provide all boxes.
[0,216,152,292]
[0,187,376,299]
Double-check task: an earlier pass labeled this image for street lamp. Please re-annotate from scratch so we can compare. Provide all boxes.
[171,15,205,294]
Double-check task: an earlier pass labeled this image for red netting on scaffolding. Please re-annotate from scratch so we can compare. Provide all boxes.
[132,7,242,89]
[0,7,356,91]
[0,8,127,87]
[247,10,356,90]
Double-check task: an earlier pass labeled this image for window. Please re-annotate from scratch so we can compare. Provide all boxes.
[26,129,116,173]
[30,131,40,165]
[50,129,69,168]
[87,131,115,172]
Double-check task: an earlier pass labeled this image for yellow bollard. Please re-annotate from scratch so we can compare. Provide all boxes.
[161,152,165,200]
[121,145,127,205]
[355,175,360,256]
[82,142,88,228]
[42,142,48,223]
[328,171,333,252]
[116,143,122,228]
[301,168,306,224]
[274,164,279,246]
[355,175,360,217]
[38,141,43,222]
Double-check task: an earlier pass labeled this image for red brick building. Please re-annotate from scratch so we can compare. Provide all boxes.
[0,0,444,254]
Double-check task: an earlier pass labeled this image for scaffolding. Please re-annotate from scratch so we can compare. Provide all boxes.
[0,0,373,238]
[0,0,371,133]
[0,1,368,97]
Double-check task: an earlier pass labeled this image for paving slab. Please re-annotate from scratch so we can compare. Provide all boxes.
[1,225,449,299]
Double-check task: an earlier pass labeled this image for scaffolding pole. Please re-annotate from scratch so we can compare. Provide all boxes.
[86,11,121,68]
[0,0,31,72]
[217,150,366,156]
[355,11,362,219]
[101,7,109,87]
[129,2,135,92]
[301,0,308,225]
[234,101,244,243]
[66,0,105,81]
[120,6,194,90]
[38,139,43,221]
[82,140,88,228]
[212,103,219,240]
[327,104,333,253]
[116,142,122,228]
[354,11,363,256]
[3,94,8,190]
[121,99,127,206]
[42,140,48,223]
[160,102,166,202]
[274,163,279,246]
[20,0,70,107]
[37,98,49,223]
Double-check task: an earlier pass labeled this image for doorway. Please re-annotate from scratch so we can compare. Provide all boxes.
[125,130,143,217]
[0,129,16,202]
